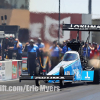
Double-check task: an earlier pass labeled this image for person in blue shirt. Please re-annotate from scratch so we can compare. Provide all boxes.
[13,38,23,60]
[49,40,62,70]
[82,42,92,59]
[62,41,71,54]
[8,38,22,60]
[36,38,45,50]
[27,39,39,76]
[36,38,45,68]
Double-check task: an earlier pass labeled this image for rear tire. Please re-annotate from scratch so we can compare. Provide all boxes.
[93,68,100,84]
[19,79,21,82]
[35,67,40,86]
[59,67,64,87]
[66,82,72,86]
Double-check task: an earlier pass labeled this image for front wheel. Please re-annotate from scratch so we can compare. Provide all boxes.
[59,67,64,87]
[35,67,40,86]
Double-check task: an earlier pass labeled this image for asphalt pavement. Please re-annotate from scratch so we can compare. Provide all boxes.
[0,80,100,100]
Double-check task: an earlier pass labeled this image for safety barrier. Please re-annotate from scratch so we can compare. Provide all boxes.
[0,60,22,81]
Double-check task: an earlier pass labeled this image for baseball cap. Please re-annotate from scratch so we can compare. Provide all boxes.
[29,39,34,43]
[38,38,42,41]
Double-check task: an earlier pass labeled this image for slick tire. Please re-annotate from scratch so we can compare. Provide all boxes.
[93,68,100,84]
[35,67,40,86]
[66,82,72,86]
[60,67,64,87]
[44,80,48,83]
[19,79,21,82]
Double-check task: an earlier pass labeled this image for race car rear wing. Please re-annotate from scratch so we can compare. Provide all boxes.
[62,24,100,31]
[62,23,100,59]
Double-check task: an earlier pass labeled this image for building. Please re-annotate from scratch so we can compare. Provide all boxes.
[0,0,30,42]
[0,0,29,10]
[0,0,93,45]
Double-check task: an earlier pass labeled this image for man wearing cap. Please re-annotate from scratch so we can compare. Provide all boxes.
[8,38,23,60]
[36,38,45,70]
[14,38,23,60]
[27,39,39,76]
[49,40,62,70]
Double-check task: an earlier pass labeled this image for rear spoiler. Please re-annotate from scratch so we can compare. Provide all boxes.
[62,24,100,31]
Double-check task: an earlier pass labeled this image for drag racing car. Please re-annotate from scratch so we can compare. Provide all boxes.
[19,24,100,87]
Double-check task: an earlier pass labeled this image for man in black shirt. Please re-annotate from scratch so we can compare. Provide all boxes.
[8,37,14,59]
[4,37,9,58]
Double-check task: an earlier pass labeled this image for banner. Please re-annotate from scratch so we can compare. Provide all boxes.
[0,63,5,80]
[30,13,82,51]
[12,61,17,79]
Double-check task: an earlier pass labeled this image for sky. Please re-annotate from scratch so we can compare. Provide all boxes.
[29,0,100,19]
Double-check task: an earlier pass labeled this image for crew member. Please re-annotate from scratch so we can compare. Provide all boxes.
[4,37,9,58]
[8,38,22,60]
[36,38,45,70]
[8,37,14,59]
[62,40,71,54]
[27,39,39,76]
[49,40,62,70]
[14,39,23,60]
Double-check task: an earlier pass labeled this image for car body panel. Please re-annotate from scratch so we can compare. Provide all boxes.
[47,51,94,83]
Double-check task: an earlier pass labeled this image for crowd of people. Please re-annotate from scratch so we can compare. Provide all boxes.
[82,42,100,59]
[1,36,23,60]
[1,37,100,75]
